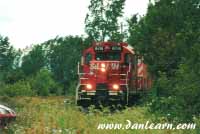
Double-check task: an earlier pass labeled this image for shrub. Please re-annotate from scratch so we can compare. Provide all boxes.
[31,69,60,96]
[0,80,34,97]
[68,81,77,95]
[149,63,200,122]
[0,82,6,95]
[3,69,25,84]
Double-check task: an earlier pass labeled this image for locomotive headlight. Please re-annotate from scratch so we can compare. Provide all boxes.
[86,84,92,89]
[112,84,119,90]
[100,63,106,72]
[101,63,106,68]
[101,68,106,72]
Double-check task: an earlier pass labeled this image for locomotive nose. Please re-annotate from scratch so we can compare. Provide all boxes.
[89,61,121,84]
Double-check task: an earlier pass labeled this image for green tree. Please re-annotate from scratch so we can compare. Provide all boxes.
[85,0,125,42]
[21,45,46,76]
[128,0,200,121]
[0,80,34,97]
[18,35,89,95]
[47,36,84,93]
[31,69,57,96]
[0,35,20,84]
[3,69,25,84]
[0,35,16,72]
[128,0,200,77]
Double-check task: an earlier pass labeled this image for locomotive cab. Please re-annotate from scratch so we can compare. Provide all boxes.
[76,42,151,105]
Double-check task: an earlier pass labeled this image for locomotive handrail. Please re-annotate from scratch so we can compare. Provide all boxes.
[78,73,91,75]
[77,62,92,76]
[79,78,88,79]
[78,62,80,74]
[125,63,131,105]
[75,83,80,105]
[110,73,127,76]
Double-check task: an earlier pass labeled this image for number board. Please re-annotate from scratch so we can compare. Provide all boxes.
[94,46,104,51]
[111,46,122,51]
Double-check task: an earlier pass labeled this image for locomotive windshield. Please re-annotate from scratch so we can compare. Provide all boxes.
[96,52,121,61]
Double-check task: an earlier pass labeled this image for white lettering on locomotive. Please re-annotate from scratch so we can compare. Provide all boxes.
[111,63,119,70]
[90,63,119,70]
[90,63,98,70]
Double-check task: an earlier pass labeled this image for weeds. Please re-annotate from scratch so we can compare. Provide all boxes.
[0,97,197,134]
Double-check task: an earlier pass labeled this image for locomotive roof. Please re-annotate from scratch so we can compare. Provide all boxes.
[92,42,128,46]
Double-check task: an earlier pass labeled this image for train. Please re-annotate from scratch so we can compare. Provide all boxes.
[75,42,152,105]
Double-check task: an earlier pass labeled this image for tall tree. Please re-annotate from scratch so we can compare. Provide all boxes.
[0,35,19,83]
[85,0,125,42]
[21,45,46,76]
[0,35,16,72]
[128,0,200,77]
[127,0,200,121]
[47,36,84,93]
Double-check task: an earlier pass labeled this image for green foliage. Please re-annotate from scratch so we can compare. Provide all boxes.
[67,81,78,95]
[128,0,200,77]
[30,69,57,96]
[151,72,175,97]
[0,80,34,97]
[3,69,25,84]
[4,97,195,134]
[0,35,19,72]
[194,117,200,133]
[174,63,200,120]
[150,61,200,121]
[46,36,84,93]
[0,35,20,81]
[21,45,46,76]
[85,0,125,41]
[3,35,90,95]
[127,0,200,121]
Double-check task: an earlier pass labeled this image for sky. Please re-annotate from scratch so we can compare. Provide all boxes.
[0,0,149,49]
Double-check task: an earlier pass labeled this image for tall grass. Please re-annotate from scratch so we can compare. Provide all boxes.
[1,97,197,134]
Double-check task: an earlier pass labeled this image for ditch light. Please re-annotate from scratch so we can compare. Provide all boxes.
[86,84,92,89]
[101,68,106,72]
[112,84,119,90]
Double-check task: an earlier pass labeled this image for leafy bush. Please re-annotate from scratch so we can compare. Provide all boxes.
[67,81,77,95]
[31,69,60,96]
[0,82,6,95]
[172,62,200,121]
[0,80,34,97]
[194,117,200,133]
[3,69,25,84]
[127,0,200,122]
[149,61,200,122]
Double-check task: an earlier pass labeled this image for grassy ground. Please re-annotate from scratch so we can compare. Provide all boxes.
[0,96,198,134]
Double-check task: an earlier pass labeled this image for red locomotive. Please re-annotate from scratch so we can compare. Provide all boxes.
[76,42,152,105]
